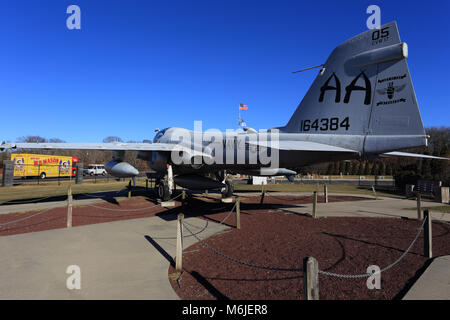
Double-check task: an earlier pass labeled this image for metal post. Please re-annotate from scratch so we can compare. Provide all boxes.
[260,184,265,204]
[128,180,132,199]
[1,160,14,187]
[146,179,148,192]
[323,184,328,203]
[416,194,422,220]
[67,186,73,228]
[303,256,319,300]
[236,197,241,229]
[372,185,377,200]
[424,210,432,258]
[176,213,184,271]
[75,162,83,185]
[312,191,317,218]
[182,190,186,202]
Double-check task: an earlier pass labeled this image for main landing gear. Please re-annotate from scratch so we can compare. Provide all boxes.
[216,170,233,198]
[157,180,171,201]
[154,164,174,202]
[221,179,234,198]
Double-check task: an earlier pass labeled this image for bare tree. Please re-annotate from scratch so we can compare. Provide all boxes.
[102,136,123,143]
[16,135,47,143]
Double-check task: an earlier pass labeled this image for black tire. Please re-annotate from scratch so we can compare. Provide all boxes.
[158,180,170,201]
[221,180,234,198]
[40,172,46,180]
[102,171,106,176]
[90,172,94,176]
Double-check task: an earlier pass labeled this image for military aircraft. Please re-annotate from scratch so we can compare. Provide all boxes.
[1,21,448,200]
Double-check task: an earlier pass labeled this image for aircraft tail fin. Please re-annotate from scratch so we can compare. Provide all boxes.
[283,21,426,152]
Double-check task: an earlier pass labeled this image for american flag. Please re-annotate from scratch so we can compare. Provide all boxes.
[239,103,248,110]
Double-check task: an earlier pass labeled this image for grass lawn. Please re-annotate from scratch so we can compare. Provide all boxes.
[233,183,401,198]
[0,178,401,205]
[0,178,150,205]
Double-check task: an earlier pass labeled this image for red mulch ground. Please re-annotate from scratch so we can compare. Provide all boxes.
[169,195,450,300]
[2,193,449,300]
[0,196,176,236]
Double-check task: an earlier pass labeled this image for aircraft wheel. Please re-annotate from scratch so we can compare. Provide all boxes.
[221,180,233,198]
[158,180,170,201]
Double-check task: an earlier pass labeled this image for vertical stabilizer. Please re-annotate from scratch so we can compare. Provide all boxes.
[283,21,426,148]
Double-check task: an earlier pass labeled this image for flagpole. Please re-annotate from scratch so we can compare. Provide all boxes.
[238,101,241,130]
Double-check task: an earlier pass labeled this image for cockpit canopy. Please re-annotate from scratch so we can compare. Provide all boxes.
[153,128,169,142]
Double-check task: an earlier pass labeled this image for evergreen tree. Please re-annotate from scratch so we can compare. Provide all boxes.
[421,159,432,180]
[364,162,371,175]
[386,163,393,176]
[358,162,364,175]
[338,161,344,175]
[333,162,339,175]
[379,161,386,176]
[350,162,357,175]
[371,162,377,176]
[344,161,350,175]
[326,163,334,175]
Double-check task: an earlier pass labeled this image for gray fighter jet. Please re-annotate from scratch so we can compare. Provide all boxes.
[1,22,448,200]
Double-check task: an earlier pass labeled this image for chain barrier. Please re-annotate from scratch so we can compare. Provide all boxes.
[434,219,450,226]
[3,187,127,204]
[147,198,236,240]
[152,220,210,240]
[215,201,237,226]
[0,207,56,228]
[263,191,310,202]
[0,192,184,228]
[182,221,302,272]
[318,216,427,278]
[85,192,182,212]
[183,213,428,275]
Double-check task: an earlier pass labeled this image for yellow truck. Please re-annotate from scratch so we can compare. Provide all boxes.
[11,153,79,179]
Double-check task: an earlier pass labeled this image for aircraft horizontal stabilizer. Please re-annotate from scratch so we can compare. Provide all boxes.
[247,140,359,153]
[382,151,449,160]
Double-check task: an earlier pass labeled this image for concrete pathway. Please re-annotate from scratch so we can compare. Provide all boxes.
[403,255,450,300]
[253,192,450,222]
[0,213,229,299]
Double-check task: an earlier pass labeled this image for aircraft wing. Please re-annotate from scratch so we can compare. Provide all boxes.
[0,142,216,162]
[0,142,184,152]
[382,151,449,160]
[247,140,359,153]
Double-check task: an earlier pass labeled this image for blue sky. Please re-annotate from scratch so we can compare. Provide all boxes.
[0,0,449,142]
